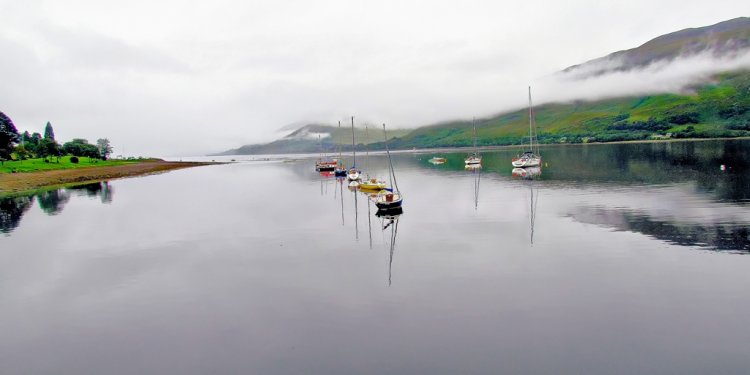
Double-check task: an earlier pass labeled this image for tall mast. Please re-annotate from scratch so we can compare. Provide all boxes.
[318,134,323,159]
[351,116,356,168]
[382,123,399,193]
[364,124,370,172]
[337,121,342,162]
[472,117,477,153]
[528,86,534,152]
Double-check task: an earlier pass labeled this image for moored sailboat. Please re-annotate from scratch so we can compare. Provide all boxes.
[334,120,347,177]
[465,118,482,166]
[512,87,542,168]
[347,116,362,183]
[359,124,387,191]
[314,134,337,172]
[375,123,403,210]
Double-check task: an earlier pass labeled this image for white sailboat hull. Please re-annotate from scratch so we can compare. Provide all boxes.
[512,156,541,168]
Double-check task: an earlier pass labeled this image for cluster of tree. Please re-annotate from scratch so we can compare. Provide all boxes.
[607,117,671,132]
[0,111,113,162]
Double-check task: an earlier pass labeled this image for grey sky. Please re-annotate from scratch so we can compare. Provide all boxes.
[1,1,748,156]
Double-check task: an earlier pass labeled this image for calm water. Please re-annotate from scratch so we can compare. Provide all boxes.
[2,140,750,374]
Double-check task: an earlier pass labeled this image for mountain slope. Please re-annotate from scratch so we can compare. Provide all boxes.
[372,70,750,150]
[563,17,750,77]
[216,124,409,155]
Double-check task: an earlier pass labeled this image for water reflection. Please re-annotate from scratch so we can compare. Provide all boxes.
[0,181,114,234]
[468,165,481,210]
[0,195,33,234]
[568,205,750,253]
[376,206,403,286]
[511,166,542,180]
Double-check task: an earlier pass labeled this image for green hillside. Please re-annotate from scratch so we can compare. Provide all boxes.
[378,70,750,150]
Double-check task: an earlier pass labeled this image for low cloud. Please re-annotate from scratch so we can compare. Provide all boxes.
[535,49,750,105]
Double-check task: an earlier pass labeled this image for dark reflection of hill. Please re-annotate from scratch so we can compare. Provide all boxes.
[0,196,34,234]
[0,181,114,234]
[410,140,750,203]
[568,206,750,253]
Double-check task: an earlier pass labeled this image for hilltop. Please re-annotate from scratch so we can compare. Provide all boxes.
[216,17,750,155]
[563,17,750,77]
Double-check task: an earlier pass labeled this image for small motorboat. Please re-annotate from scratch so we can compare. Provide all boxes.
[429,157,447,164]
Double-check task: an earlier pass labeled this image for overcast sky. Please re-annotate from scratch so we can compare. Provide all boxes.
[1,1,748,156]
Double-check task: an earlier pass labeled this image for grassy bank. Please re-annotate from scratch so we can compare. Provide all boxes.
[0,156,149,174]
[0,159,219,197]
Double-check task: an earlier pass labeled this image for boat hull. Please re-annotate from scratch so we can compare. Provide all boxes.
[359,178,387,191]
[375,191,403,209]
[347,169,361,181]
[511,157,541,168]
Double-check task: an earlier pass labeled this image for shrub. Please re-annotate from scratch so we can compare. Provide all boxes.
[70,156,79,164]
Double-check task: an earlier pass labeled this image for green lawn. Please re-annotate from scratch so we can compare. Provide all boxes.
[1,156,140,174]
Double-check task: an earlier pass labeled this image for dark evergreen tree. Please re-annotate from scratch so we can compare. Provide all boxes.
[44,121,55,140]
[0,111,20,161]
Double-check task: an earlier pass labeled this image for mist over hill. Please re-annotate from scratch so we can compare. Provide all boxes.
[216,17,750,156]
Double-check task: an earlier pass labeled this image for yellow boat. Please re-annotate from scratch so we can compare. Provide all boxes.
[358,178,387,191]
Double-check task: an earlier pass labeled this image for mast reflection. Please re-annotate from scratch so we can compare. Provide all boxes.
[376,207,403,286]
[512,167,541,244]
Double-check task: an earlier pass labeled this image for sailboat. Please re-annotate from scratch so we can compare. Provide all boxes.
[334,120,347,177]
[512,87,542,168]
[464,118,481,166]
[375,123,403,210]
[314,134,337,172]
[359,124,387,191]
[347,116,362,183]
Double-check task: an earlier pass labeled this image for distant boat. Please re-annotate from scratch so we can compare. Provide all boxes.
[359,178,387,191]
[314,134,337,172]
[429,157,447,164]
[334,120,347,177]
[512,87,542,168]
[375,123,403,210]
[359,124,387,191]
[465,118,482,166]
[347,116,361,183]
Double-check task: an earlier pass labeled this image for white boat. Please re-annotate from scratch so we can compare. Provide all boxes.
[512,87,542,168]
[465,118,482,166]
[429,157,447,164]
[375,123,403,210]
[347,116,361,181]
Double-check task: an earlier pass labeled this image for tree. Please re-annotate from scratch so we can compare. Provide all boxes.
[14,144,31,160]
[37,138,62,159]
[44,121,55,140]
[0,111,20,162]
[62,138,99,158]
[96,138,113,160]
[27,132,42,156]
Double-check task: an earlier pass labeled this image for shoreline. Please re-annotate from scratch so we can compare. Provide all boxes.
[216,136,750,159]
[0,160,221,197]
